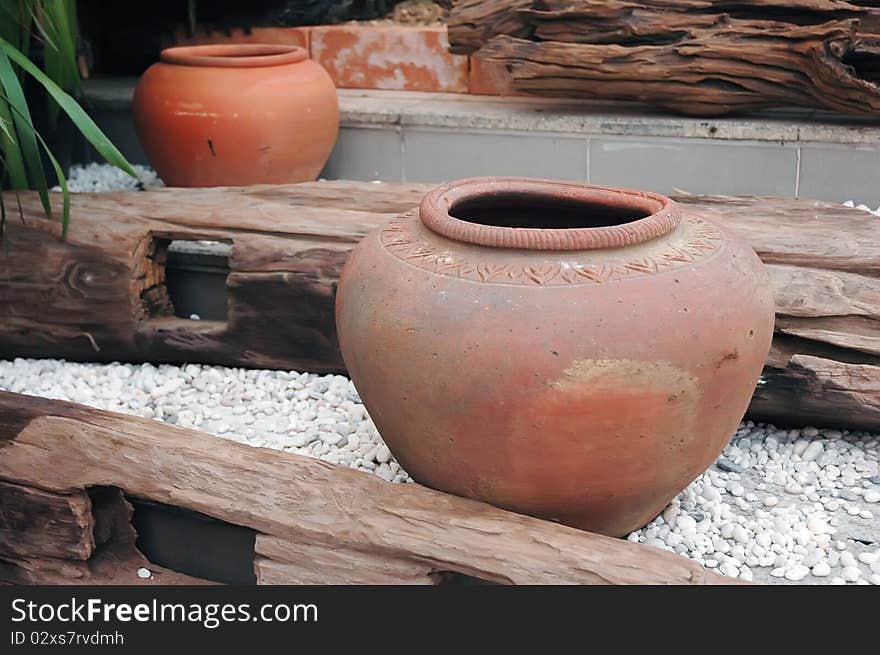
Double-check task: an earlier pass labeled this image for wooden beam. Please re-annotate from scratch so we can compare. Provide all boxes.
[0,484,211,585]
[448,0,880,116]
[0,391,740,585]
[447,0,534,54]
[0,481,94,560]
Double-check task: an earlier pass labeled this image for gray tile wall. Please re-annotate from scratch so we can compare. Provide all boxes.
[798,145,880,206]
[403,128,588,182]
[320,126,880,206]
[590,138,798,196]
[322,126,403,181]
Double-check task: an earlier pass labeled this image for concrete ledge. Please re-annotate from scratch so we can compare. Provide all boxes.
[336,89,880,145]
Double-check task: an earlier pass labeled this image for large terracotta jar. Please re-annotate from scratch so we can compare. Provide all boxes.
[133,44,339,187]
[336,178,775,537]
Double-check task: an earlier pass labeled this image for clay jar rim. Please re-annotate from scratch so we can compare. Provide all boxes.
[159,44,308,68]
[419,177,682,251]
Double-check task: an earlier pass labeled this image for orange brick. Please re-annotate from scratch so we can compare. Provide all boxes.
[310,25,468,93]
[174,26,310,52]
[469,53,519,96]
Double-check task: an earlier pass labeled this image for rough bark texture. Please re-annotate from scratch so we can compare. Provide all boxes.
[0,481,94,560]
[0,483,211,585]
[448,0,880,116]
[0,182,877,430]
[0,391,741,585]
[448,0,535,54]
[0,182,427,373]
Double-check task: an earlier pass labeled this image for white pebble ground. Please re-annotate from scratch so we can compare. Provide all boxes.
[0,359,410,485]
[2,358,878,585]
[55,162,164,193]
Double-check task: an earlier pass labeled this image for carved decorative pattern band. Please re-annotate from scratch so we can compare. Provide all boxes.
[380,211,723,286]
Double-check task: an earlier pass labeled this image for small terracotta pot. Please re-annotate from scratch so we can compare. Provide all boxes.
[133,44,339,187]
[336,178,775,537]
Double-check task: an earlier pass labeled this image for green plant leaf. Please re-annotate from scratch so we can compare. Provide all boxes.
[0,186,6,244]
[33,126,69,237]
[2,83,73,237]
[0,36,137,178]
[0,99,27,188]
[0,49,51,215]
[3,98,72,237]
[38,0,80,124]
[0,114,12,141]
[0,154,6,242]
[0,0,35,58]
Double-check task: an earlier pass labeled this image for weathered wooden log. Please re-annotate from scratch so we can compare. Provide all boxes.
[0,481,94,560]
[448,0,880,116]
[447,0,534,54]
[0,483,211,585]
[0,182,877,430]
[0,390,740,585]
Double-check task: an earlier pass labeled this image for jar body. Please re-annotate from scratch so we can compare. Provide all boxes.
[133,48,339,187]
[336,179,774,536]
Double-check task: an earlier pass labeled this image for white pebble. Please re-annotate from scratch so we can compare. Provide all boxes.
[676,514,697,531]
[801,441,824,462]
[807,517,831,535]
[727,482,745,497]
[137,567,152,579]
[858,552,877,564]
[719,562,739,578]
[811,562,831,577]
[376,445,392,464]
[732,525,750,544]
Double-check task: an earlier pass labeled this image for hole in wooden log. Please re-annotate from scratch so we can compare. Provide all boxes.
[89,486,136,548]
[142,237,231,322]
[128,496,257,584]
[842,49,880,85]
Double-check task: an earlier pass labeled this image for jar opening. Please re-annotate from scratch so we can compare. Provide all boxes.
[449,191,652,229]
[420,178,681,251]
[159,44,307,68]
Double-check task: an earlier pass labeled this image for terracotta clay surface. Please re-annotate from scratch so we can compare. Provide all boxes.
[310,25,468,92]
[336,178,775,536]
[133,44,339,186]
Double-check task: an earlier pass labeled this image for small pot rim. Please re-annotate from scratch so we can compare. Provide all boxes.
[419,177,681,251]
[159,44,308,68]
